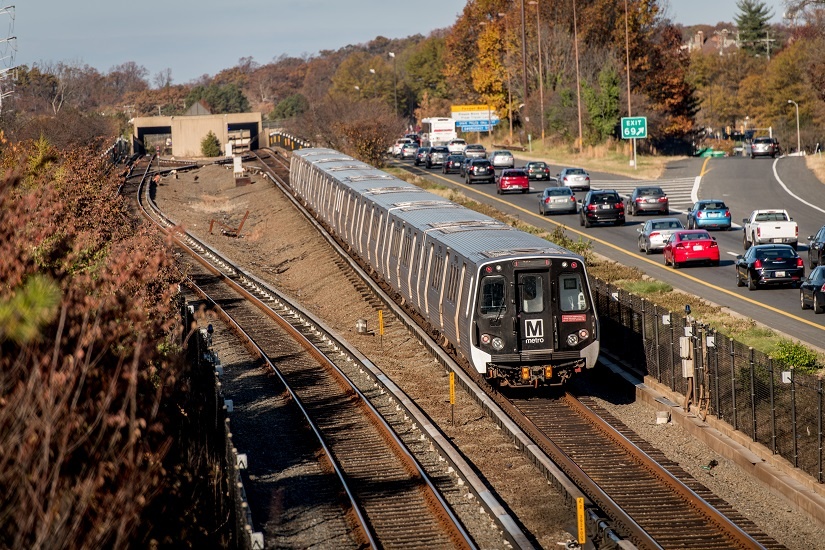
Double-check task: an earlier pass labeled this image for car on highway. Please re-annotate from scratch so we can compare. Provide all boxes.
[459,156,474,177]
[799,265,825,313]
[391,138,412,157]
[735,244,805,290]
[447,138,467,154]
[465,159,495,184]
[637,218,685,255]
[538,186,577,215]
[442,154,465,174]
[557,167,591,191]
[525,161,551,181]
[626,185,669,216]
[400,142,418,160]
[685,199,731,230]
[663,230,720,268]
[414,146,430,166]
[579,189,625,227]
[425,146,450,168]
[463,144,487,159]
[808,225,825,268]
[496,169,529,194]
[750,136,779,159]
[488,150,515,169]
[405,133,422,146]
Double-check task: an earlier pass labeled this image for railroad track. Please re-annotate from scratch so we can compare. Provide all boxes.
[128,155,528,548]
[245,147,785,549]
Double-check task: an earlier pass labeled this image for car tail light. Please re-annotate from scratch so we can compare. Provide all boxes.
[675,242,687,249]
[797,258,804,267]
[757,227,762,237]
[650,231,660,238]
[710,241,718,248]
[658,197,667,203]
[617,202,625,211]
[563,177,569,184]
[796,226,799,237]
[754,259,763,268]
[587,203,597,211]
[820,283,825,292]
[635,198,643,203]
[725,211,731,218]
[585,177,590,182]
[570,196,576,202]
[544,198,551,204]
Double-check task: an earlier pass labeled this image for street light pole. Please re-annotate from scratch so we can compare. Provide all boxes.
[573,0,583,153]
[520,0,528,118]
[788,99,800,155]
[528,0,544,142]
[389,52,398,117]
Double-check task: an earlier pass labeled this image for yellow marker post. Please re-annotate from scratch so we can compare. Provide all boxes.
[576,497,586,545]
[378,310,384,348]
[449,372,455,425]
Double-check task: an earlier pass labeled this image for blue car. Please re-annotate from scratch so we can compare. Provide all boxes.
[686,199,731,230]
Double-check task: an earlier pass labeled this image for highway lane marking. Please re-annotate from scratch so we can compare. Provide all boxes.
[772,158,825,214]
[392,159,825,333]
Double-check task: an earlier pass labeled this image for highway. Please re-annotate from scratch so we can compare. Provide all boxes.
[395,154,825,350]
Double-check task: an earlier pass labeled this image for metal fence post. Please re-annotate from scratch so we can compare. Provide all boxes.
[712,329,720,419]
[819,378,823,484]
[668,311,676,391]
[769,358,777,454]
[792,368,798,468]
[653,303,661,380]
[749,347,757,441]
[730,338,738,431]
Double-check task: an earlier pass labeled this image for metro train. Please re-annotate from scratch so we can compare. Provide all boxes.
[289,148,600,387]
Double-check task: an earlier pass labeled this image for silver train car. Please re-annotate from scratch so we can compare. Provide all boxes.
[289,148,599,387]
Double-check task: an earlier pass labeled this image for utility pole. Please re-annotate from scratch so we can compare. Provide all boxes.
[573,0,583,153]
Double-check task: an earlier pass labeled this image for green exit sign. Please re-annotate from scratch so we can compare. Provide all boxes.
[621,116,647,139]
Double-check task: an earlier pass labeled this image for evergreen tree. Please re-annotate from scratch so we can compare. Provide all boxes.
[735,0,774,56]
[201,130,222,157]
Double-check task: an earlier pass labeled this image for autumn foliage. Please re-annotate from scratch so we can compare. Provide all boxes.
[0,137,196,547]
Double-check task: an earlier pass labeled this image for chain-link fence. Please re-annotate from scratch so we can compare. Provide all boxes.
[592,279,824,484]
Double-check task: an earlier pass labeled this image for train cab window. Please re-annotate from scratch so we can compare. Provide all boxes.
[559,274,587,312]
[520,275,544,313]
[479,275,506,315]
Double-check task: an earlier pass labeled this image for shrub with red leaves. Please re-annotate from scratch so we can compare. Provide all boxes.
[0,137,189,548]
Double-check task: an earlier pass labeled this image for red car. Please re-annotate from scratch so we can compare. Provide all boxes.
[496,169,529,195]
[663,230,720,268]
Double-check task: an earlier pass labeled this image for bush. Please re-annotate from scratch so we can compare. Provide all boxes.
[200,130,222,157]
[771,338,821,373]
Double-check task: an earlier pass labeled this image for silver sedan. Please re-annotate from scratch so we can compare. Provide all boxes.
[538,186,578,215]
[637,218,685,254]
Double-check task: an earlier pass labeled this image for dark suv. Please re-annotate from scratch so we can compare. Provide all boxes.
[750,137,779,159]
[579,189,625,227]
[465,159,495,184]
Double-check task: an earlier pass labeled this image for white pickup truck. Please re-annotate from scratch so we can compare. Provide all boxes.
[742,209,799,250]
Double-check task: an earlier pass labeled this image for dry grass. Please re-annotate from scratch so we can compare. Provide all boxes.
[805,154,825,184]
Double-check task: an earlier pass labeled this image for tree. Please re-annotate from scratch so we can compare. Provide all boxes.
[270,93,309,120]
[582,64,620,144]
[735,0,774,56]
[201,130,222,157]
[186,82,250,114]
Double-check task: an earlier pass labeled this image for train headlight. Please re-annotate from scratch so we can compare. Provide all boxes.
[578,329,589,340]
[566,333,579,346]
[480,334,491,345]
[491,337,505,351]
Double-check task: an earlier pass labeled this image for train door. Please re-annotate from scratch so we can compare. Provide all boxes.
[515,272,553,352]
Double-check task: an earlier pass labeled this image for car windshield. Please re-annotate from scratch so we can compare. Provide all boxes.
[652,220,682,230]
[567,168,586,175]
[530,162,547,168]
[700,202,727,210]
[682,232,711,240]
[546,188,571,196]
[754,212,788,222]
[639,187,664,196]
[503,170,526,177]
[756,248,796,260]
[591,194,618,204]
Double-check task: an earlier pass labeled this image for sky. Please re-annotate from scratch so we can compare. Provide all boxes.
[8,1,789,85]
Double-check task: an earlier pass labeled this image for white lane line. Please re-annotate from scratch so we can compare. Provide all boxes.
[772,158,825,214]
